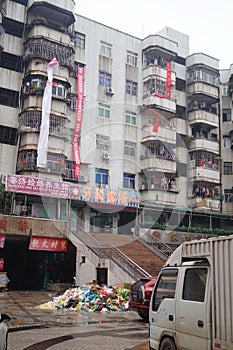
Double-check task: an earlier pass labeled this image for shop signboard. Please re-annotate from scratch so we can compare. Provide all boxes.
[6,174,140,207]
[29,236,68,252]
[6,174,69,199]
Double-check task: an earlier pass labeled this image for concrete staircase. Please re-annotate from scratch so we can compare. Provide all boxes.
[91,233,166,276]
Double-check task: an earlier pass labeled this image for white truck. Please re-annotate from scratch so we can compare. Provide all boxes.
[149,235,233,350]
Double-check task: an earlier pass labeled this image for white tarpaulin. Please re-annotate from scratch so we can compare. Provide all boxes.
[37,58,59,168]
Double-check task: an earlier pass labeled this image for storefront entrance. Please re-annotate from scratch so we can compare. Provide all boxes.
[2,235,76,290]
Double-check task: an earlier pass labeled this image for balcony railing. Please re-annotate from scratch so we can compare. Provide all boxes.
[24,37,74,67]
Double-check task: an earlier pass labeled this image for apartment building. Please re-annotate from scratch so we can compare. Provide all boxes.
[0,0,232,288]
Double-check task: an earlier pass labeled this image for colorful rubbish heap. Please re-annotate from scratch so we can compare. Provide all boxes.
[38,283,130,313]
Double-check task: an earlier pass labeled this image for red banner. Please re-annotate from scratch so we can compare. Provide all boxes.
[29,236,68,252]
[73,66,85,178]
[154,61,172,98]
[0,234,6,248]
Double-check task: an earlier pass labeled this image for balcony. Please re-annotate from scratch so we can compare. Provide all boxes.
[187,82,219,101]
[140,156,176,173]
[27,0,75,26]
[188,109,219,127]
[24,37,74,68]
[189,138,219,154]
[27,25,72,46]
[140,187,178,206]
[142,64,176,81]
[143,94,176,113]
[190,166,220,183]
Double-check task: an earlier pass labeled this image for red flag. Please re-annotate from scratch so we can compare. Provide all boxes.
[153,116,160,133]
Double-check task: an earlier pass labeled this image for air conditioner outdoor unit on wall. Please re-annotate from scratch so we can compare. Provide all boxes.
[102,151,110,160]
[106,87,114,95]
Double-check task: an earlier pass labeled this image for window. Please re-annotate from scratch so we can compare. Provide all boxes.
[126,80,137,96]
[224,162,232,175]
[47,153,62,173]
[96,134,110,151]
[123,173,135,189]
[95,168,109,185]
[0,53,23,72]
[222,85,228,96]
[152,269,178,311]
[98,103,110,119]
[0,88,19,108]
[222,109,231,122]
[3,17,24,37]
[0,126,18,145]
[127,51,138,67]
[99,71,112,88]
[223,137,231,149]
[124,141,136,157]
[73,32,85,49]
[125,111,136,125]
[52,83,66,99]
[224,189,233,202]
[100,41,112,58]
[183,268,207,302]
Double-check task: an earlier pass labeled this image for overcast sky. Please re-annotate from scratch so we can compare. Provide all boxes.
[75,0,232,69]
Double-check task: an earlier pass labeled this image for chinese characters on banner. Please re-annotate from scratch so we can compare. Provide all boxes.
[69,185,140,207]
[73,66,84,178]
[154,61,172,98]
[29,236,68,252]
[0,234,6,248]
[6,174,140,207]
[6,174,69,199]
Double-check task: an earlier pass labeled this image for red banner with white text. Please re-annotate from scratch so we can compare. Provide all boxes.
[73,66,85,178]
[29,236,68,252]
[154,61,172,98]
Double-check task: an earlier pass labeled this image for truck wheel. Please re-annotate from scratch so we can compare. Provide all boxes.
[160,338,176,350]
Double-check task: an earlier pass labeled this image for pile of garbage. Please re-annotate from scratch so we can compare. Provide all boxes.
[38,282,130,313]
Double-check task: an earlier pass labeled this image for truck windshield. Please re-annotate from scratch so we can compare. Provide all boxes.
[152,268,178,311]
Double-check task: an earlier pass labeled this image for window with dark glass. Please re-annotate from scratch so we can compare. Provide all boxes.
[0,88,19,108]
[152,269,178,311]
[99,71,111,88]
[95,168,109,185]
[0,53,23,72]
[123,173,135,189]
[0,126,18,146]
[222,109,231,122]
[2,17,24,37]
[224,162,232,175]
[183,268,207,302]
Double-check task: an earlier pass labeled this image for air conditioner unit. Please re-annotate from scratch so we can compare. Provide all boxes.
[102,151,110,160]
[106,87,114,95]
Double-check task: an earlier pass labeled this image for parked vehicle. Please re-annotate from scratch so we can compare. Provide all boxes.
[149,235,233,350]
[129,276,156,321]
[0,313,11,350]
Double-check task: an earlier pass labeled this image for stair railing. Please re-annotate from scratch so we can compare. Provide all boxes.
[140,228,173,258]
[70,224,151,280]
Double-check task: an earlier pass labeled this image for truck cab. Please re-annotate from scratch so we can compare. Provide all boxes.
[149,253,211,350]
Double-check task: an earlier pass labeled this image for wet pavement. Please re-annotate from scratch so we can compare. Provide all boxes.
[0,291,149,350]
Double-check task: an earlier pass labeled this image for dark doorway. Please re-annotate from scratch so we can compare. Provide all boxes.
[96,267,108,286]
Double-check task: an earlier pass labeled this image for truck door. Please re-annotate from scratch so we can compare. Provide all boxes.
[149,268,178,350]
[176,266,211,350]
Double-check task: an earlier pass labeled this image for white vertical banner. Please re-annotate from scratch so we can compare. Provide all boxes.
[37,58,59,168]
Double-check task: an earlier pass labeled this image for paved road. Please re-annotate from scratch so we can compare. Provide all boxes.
[0,291,149,350]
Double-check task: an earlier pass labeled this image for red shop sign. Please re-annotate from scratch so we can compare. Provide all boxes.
[29,236,68,252]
